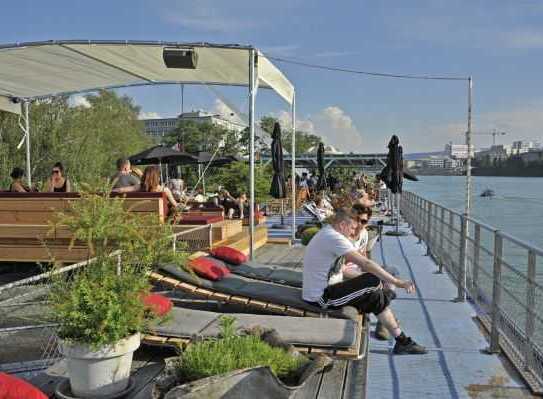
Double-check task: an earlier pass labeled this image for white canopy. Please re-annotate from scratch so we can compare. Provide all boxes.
[0,40,294,112]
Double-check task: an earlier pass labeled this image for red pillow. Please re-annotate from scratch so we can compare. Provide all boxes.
[142,293,173,316]
[210,246,248,265]
[0,372,47,399]
[189,256,230,281]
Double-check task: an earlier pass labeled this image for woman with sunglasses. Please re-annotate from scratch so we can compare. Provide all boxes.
[46,162,71,192]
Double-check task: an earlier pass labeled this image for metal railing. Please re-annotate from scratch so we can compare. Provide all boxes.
[401,191,543,392]
[0,224,212,369]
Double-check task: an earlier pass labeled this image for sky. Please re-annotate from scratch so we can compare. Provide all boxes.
[2,0,543,153]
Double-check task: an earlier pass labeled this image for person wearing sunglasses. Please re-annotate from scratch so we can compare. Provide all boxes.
[46,162,71,192]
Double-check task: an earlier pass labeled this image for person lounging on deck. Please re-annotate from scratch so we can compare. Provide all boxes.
[302,207,427,355]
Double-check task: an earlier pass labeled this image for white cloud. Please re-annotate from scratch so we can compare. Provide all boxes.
[276,106,365,152]
[70,95,91,108]
[138,111,162,120]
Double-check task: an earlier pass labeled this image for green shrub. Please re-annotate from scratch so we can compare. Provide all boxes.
[176,317,307,383]
[301,227,320,246]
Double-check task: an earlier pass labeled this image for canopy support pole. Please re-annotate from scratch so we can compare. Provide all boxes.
[291,94,296,241]
[24,101,31,187]
[249,48,256,260]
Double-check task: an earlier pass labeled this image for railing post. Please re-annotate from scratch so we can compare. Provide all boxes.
[208,224,213,251]
[426,202,432,256]
[524,249,536,370]
[448,212,454,268]
[487,231,502,353]
[438,207,445,273]
[172,235,177,253]
[455,214,467,302]
[472,224,481,297]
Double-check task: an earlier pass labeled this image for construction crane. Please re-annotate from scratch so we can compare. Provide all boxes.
[472,129,506,146]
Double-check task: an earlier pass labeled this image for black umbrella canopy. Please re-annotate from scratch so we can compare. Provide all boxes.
[316,142,327,191]
[269,122,287,199]
[129,145,197,166]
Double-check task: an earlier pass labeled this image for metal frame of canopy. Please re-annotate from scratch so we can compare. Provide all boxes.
[0,40,298,258]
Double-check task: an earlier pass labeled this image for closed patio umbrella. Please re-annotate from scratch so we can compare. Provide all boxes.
[316,142,326,191]
[384,135,407,235]
[269,122,288,228]
[270,122,286,199]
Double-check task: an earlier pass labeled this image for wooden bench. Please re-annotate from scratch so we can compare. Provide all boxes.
[0,192,167,263]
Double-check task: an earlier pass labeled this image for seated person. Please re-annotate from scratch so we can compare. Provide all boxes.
[111,158,140,193]
[343,204,400,340]
[9,167,33,192]
[191,187,207,203]
[302,208,426,355]
[46,162,71,192]
[217,188,239,219]
[315,196,334,220]
[168,178,185,202]
[140,165,178,209]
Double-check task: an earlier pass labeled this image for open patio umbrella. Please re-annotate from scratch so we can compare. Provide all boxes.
[316,142,327,191]
[129,145,197,182]
[269,122,288,228]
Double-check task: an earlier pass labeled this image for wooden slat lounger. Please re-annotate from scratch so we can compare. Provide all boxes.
[150,266,356,319]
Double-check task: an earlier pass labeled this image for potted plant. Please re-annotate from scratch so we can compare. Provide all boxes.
[48,184,186,398]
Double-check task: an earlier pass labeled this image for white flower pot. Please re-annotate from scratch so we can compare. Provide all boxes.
[59,332,141,398]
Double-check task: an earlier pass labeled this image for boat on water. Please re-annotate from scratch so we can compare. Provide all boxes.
[480,188,495,197]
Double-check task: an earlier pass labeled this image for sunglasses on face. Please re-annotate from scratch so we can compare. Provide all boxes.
[52,170,61,174]
[358,219,369,224]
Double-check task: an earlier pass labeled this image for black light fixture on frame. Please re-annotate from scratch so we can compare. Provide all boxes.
[163,47,198,69]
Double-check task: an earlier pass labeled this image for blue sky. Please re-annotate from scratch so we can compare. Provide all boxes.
[2,0,543,152]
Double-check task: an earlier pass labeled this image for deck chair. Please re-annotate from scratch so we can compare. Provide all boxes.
[142,306,367,360]
[150,264,358,319]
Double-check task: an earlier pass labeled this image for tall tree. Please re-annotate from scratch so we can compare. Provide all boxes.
[164,120,241,155]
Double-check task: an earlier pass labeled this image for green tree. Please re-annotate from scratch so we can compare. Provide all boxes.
[205,161,272,203]
[164,120,241,155]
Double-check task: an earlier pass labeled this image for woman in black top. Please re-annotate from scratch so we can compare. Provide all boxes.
[9,167,31,192]
[46,162,71,192]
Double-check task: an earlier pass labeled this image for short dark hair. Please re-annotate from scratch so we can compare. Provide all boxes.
[352,203,372,219]
[116,158,130,170]
[10,167,24,179]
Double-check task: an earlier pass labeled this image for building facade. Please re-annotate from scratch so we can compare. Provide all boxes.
[444,143,475,159]
[142,110,247,138]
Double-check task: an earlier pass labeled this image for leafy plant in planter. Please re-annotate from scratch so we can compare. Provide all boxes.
[177,317,307,383]
[48,182,187,398]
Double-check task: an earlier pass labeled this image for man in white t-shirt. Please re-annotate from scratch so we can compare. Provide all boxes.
[302,208,426,355]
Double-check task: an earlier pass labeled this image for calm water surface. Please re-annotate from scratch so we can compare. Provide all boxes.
[405,175,543,250]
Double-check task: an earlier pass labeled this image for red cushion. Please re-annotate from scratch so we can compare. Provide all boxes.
[177,215,224,225]
[142,293,173,316]
[0,373,47,399]
[210,246,248,265]
[189,257,230,281]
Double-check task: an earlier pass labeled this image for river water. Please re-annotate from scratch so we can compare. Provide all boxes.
[405,175,543,250]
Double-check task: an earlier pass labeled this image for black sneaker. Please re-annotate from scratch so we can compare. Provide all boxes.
[393,337,427,355]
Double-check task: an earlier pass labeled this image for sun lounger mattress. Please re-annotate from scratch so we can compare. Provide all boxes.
[152,307,357,348]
